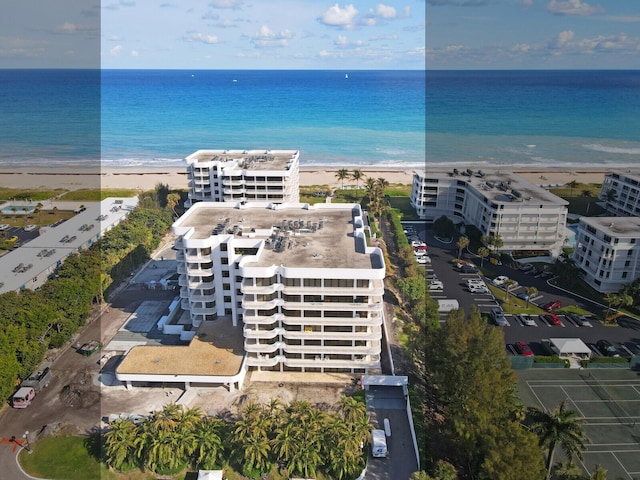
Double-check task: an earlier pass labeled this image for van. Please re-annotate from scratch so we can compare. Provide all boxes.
[438,299,459,313]
[12,386,35,408]
[371,429,388,458]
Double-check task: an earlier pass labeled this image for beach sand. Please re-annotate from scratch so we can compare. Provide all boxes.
[0,165,611,192]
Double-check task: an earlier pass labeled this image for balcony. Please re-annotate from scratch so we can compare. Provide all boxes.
[241,281,283,295]
[282,301,382,311]
[281,316,381,327]
[282,356,380,370]
[243,313,284,325]
[243,327,285,339]
[242,298,283,309]
[244,341,285,353]
[283,328,380,341]
[245,354,285,367]
[283,342,380,355]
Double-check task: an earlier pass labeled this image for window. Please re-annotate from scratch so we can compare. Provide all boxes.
[224,296,231,302]
[304,278,322,287]
[223,283,231,290]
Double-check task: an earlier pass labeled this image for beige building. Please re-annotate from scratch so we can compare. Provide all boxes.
[172,201,385,375]
[185,149,300,207]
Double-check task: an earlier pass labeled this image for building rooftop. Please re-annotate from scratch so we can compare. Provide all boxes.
[580,216,640,237]
[174,202,384,271]
[430,169,568,206]
[606,170,640,184]
[116,316,245,376]
[0,197,138,295]
[186,149,298,172]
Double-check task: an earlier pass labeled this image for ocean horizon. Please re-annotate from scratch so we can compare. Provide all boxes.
[0,69,426,169]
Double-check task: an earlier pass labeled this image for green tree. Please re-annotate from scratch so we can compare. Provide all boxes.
[503,279,516,303]
[351,169,363,192]
[477,246,490,269]
[456,236,469,260]
[335,169,349,190]
[567,180,578,197]
[524,286,539,308]
[526,400,588,480]
[191,417,225,470]
[104,418,140,471]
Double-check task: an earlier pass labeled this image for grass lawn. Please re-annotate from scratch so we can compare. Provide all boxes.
[0,188,67,202]
[387,196,419,220]
[0,209,75,229]
[60,189,139,201]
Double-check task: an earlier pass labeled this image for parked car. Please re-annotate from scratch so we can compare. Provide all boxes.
[543,313,562,326]
[23,224,38,232]
[517,292,530,301]
[542,300,562,311]
[460,264,479,273]
[596,339,620,357]
[514,341,534,356]
[416,256,431,265]
[518,263,533,272]
[468,284,489,294]
[490,308,507,326]
[0,224,10,231]
[429,280,444,292]
[566,312,591,327]
[515,314,536,326]
[491,275,509,287]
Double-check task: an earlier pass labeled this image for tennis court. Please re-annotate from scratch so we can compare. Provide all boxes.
[517,368,640,480]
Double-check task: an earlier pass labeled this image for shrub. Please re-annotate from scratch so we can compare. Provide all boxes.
[533,355,565,364]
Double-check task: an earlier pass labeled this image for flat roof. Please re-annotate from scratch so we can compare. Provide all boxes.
[429,169,568,205]
[186,149,298,172]
[116,316,245,376]
[580,216,640,237]
[175,203,384,271]
[606,170,640,184]
[0,197,138,295]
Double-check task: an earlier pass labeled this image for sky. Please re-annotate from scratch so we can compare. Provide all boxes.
[426,0,640,69]
[0,1,426,69]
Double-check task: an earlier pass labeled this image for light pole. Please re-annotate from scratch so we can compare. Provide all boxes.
[22,431,32,453]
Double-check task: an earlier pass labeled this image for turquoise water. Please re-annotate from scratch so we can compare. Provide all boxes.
[0,69,426,168]
[2,205,35,214]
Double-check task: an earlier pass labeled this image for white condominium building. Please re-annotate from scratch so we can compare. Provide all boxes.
[600,171,640,217]
[185,149,300,207]
[172,201,385,374]
[572,216,640,293]
[409,170,429,219]
[414,169,569,256]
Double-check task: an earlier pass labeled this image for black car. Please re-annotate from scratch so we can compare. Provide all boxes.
[596,339,620,357]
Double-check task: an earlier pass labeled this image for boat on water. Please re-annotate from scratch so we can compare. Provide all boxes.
[345,73,348,79]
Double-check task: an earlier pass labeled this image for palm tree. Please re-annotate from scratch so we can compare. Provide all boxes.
[365,177,377,200]
[190,417,224,470]
[104,418,139,470]
[503,279,516,303]
[526,399,588,480]
[567,180,578,197]
[335,169,349,190]
[524,286,538,308]
[351,169,363,192]
[456,236,470,260]
[376,177,389,194]
[477,246,490,269]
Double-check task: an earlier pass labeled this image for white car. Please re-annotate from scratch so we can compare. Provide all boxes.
[0,224,10,231]
[24,224,38,232]
[429,280,444,291]
[491,275,509,287]
[468,285,489,294]
[466,278,485,286]
[416,256,431,264]
[516,314,537,326]
[411,240,426,248]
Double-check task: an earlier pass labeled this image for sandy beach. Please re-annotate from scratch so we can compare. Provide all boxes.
[0,165,614,192]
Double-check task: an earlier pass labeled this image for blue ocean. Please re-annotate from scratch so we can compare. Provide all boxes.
[0,69,425,168]
[427,70,640,167]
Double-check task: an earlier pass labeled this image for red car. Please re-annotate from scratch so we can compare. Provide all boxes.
[542,300,562,311]
[515,341,534,356]
[543,313,561,326]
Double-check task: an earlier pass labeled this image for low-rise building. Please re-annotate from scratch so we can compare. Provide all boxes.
[572,216,640,293]
[171,201,385,375]
[600,170,640,217]
[185,149,300,207]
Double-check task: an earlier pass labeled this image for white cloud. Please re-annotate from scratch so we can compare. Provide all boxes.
[109,45,123,56]
[55,22,79,34]
[334,34,366,48]
[251,25,293,48]
[130,50,139,57]
[185,32,220,44]
[547,0,603,16]
[319,4,359,28]
[374,4,397,18]
[556,29,574,47]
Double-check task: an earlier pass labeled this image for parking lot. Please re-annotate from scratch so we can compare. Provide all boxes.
[0,223,41,248]
[421,226,640,362]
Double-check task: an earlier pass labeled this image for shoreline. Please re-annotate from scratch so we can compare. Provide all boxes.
[0,165,622,192]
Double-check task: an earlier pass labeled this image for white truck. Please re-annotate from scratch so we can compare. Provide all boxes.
[437,299,460,313]
[371,429,388,458]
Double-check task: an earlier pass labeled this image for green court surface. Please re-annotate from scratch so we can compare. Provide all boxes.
[517,369,640,480]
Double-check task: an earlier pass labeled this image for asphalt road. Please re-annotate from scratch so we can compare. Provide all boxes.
[424,227,640,359]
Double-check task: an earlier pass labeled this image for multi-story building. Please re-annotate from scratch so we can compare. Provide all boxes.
[414,169,569,256]
[172,201,385,374]
[185,149,300,207]
[600,171,640,217]
[409,170,428,219]
[572,216,640,293]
